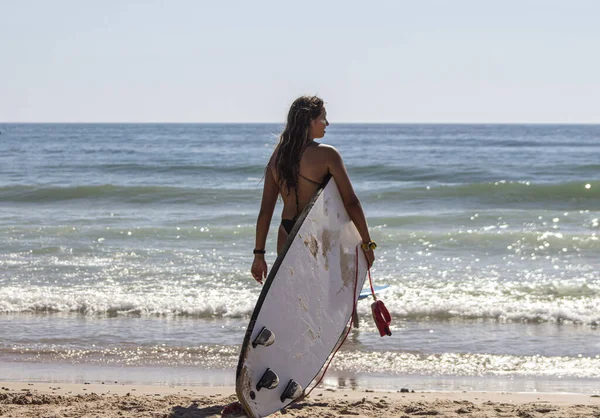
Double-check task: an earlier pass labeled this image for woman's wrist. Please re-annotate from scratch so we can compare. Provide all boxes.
[253,248,266,257]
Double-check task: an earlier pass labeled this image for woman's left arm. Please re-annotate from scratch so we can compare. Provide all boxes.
[251,166,278,283]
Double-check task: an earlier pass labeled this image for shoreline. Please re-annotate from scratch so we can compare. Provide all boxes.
[2,361,600,395]
[1,382,599,417]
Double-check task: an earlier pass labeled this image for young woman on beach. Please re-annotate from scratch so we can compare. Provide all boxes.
[250,95,375,284]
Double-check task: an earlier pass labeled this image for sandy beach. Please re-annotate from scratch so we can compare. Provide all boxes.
[1,381,599,417]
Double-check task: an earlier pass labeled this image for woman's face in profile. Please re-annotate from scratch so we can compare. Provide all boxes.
[310,107,329,139]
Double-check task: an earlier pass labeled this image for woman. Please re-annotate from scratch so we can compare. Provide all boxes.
[251,96,375,284]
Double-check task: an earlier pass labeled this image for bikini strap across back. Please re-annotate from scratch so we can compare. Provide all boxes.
[281,172,321,235]
[294,173,321,215]
[298,173,321,186]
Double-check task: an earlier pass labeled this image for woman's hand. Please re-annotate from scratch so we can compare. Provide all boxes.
[251,256,267,284]
[363,248,375,269]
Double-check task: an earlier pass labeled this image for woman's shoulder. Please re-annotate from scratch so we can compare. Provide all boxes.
[313,143,342,162]
[302,143,343,171]
[312,142,340,155]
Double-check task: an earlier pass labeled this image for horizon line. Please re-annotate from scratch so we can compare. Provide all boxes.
[2,121,600,125]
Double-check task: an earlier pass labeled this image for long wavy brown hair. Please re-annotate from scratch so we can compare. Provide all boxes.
[275,95,324,195]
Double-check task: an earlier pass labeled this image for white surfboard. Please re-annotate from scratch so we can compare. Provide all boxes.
[236,176,369,417]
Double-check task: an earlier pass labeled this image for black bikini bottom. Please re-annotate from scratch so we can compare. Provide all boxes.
[281,218,296,234]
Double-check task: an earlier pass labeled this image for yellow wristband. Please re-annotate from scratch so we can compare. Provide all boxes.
[361,241,377,251]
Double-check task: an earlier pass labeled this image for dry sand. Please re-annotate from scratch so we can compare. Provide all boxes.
[1,381,599,417]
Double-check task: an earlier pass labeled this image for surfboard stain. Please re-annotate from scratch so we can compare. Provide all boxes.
[298,296,308,312]
[338,246,356,294]
[240,366,254,403]
[321,229,334,271]
[304,235,319,259]
[289,268,294,277]
[302,322,321,342]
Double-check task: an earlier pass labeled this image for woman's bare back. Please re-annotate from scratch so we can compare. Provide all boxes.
[269,142,331,220]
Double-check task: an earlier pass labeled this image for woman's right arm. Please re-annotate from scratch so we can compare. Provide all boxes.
[326,146,375,267]
[251,163,279,284]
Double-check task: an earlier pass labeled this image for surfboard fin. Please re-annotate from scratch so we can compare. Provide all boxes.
[280,379,303,403]
[252,327,275,348]
[256,368,279,391]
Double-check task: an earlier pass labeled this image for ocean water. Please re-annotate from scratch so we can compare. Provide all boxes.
[1,123,599,393]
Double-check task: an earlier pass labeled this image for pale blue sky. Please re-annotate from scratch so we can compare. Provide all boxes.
[2,0,599,123]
